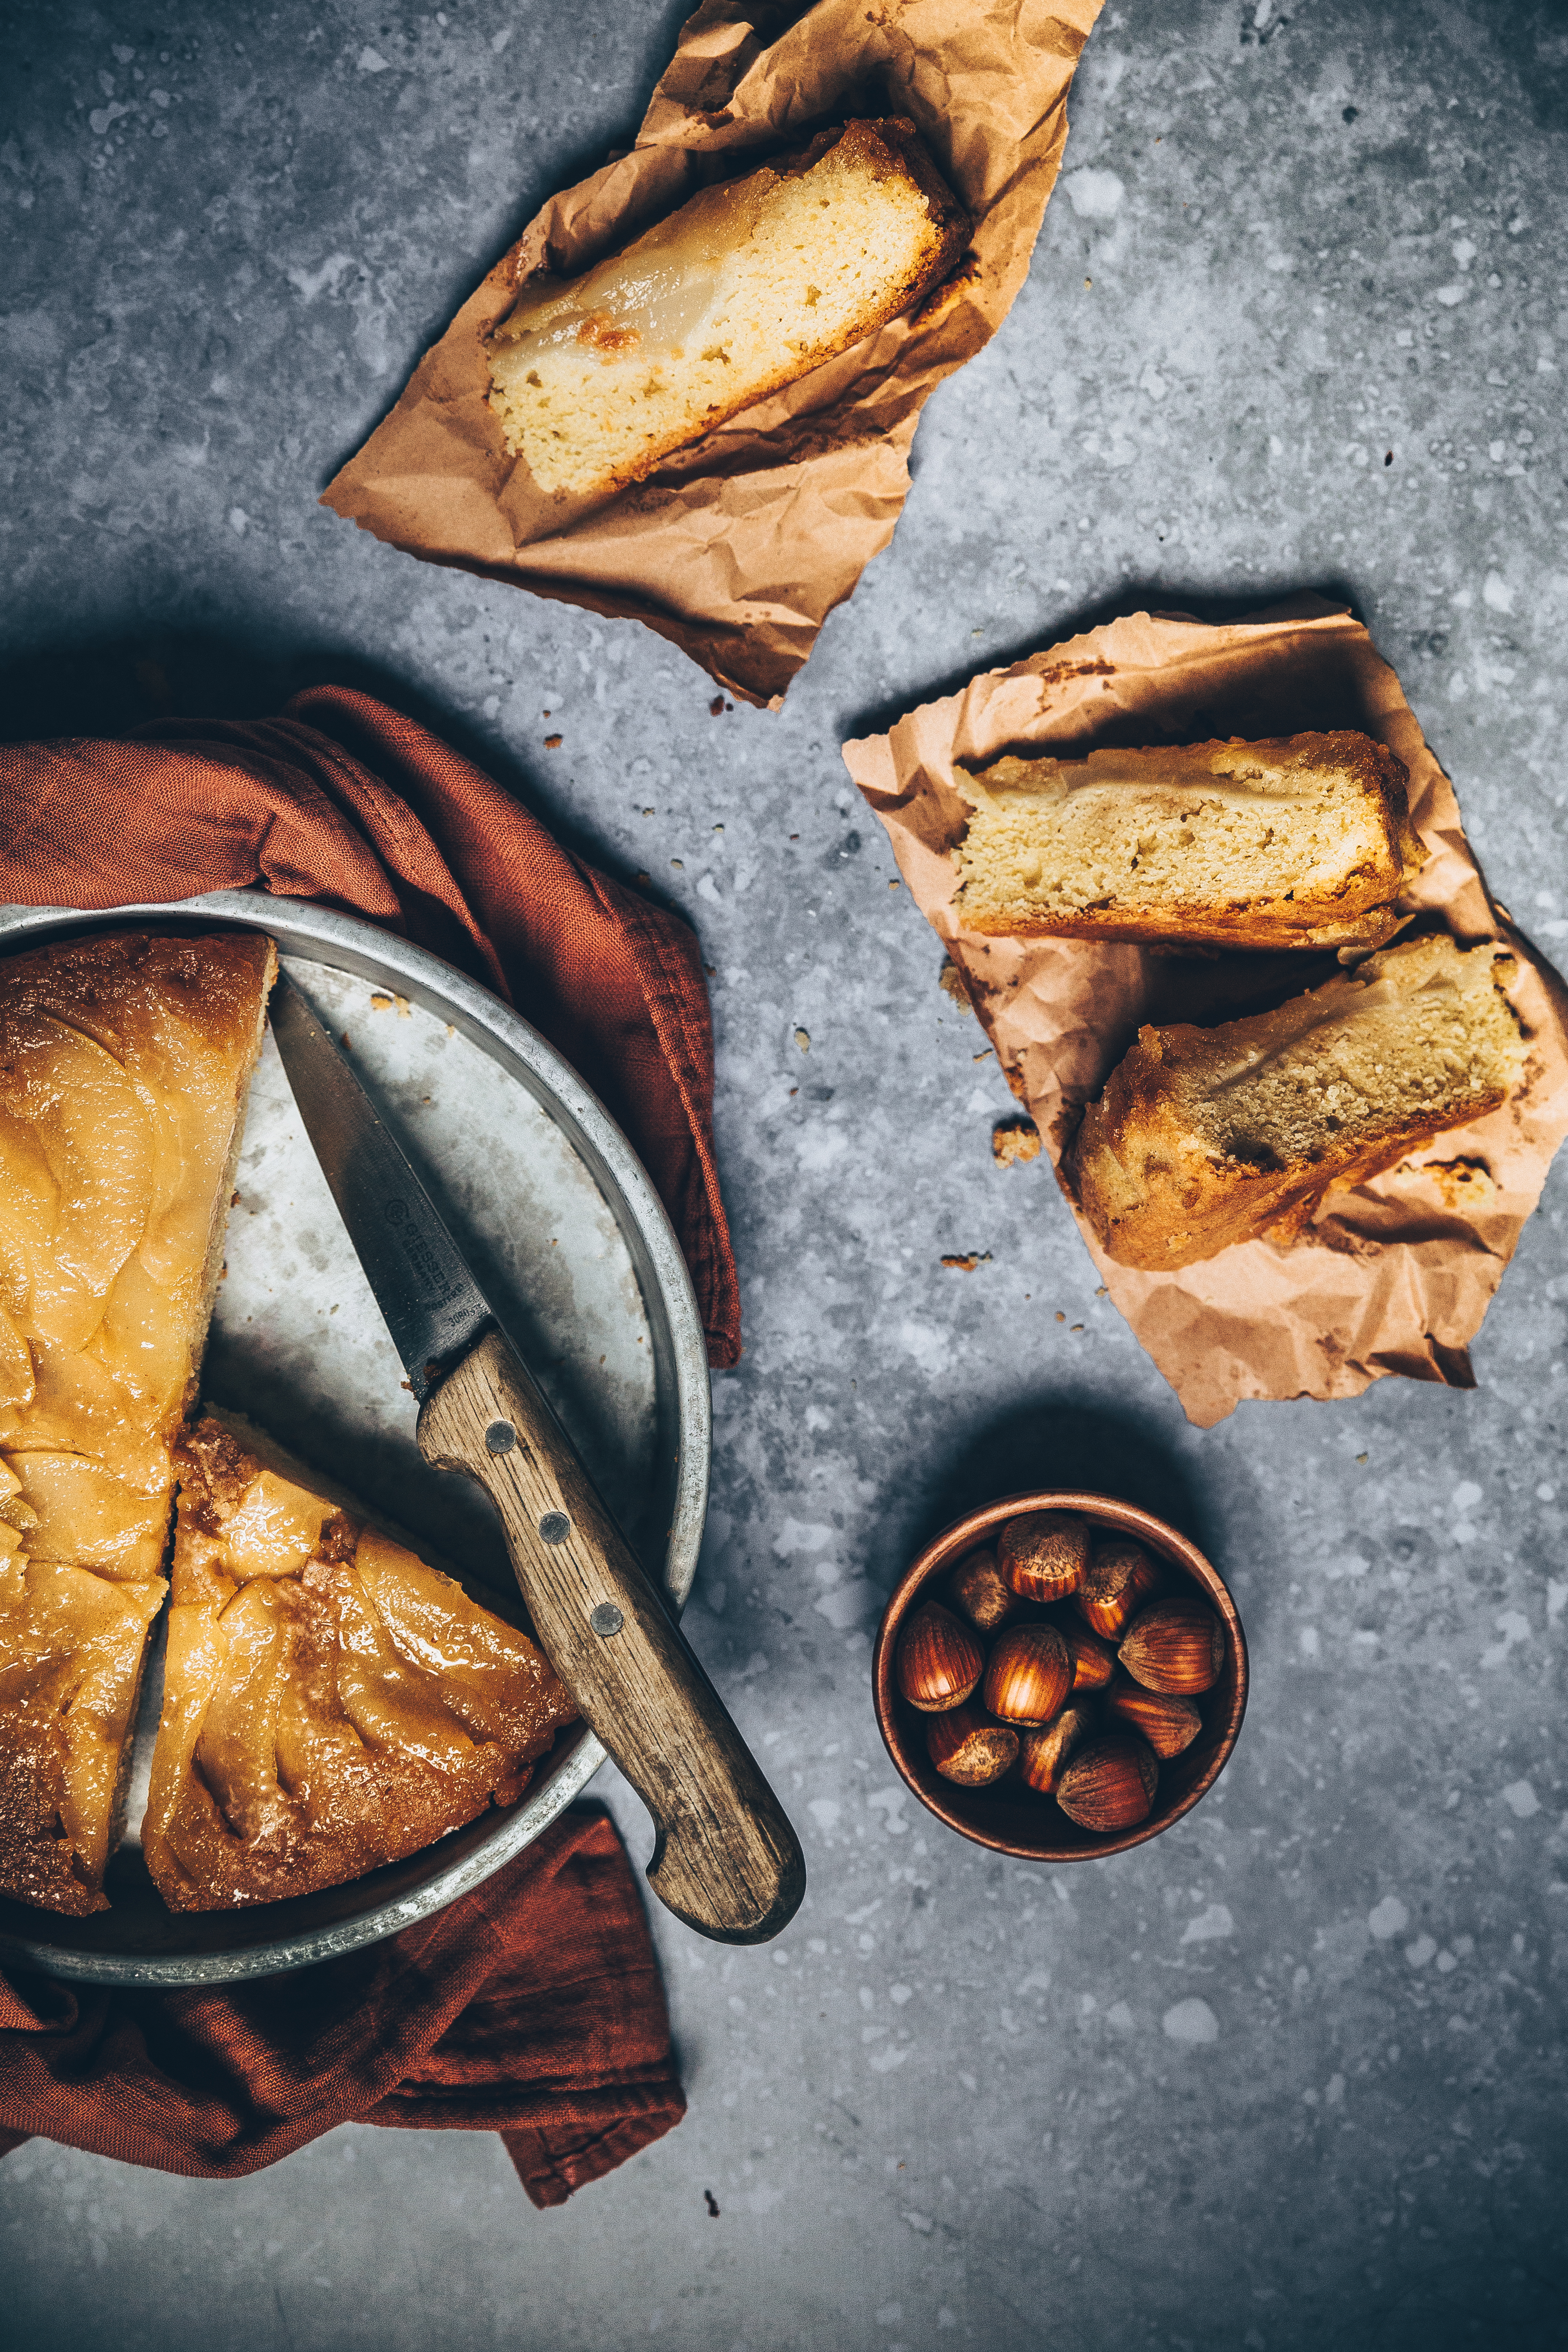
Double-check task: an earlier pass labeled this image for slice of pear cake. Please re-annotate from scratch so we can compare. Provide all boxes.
[144,1413,578,1911]
[487,119,968,502]
[0,931,274,1915]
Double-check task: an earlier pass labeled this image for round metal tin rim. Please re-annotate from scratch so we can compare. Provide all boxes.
[0,892,711,1984]
[872,1491,1248,1861]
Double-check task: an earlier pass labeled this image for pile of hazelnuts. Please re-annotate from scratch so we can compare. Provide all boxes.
[896,1511,1228,1834]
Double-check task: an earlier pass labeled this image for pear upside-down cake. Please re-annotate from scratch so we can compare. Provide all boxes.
[487,117,968,501]
[0,930,275,1915]
[144,1412,577,1912]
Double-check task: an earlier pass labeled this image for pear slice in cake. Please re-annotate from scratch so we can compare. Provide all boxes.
[144,1412,579,1912]
[0,930,275,1914]
[487,117,968,502]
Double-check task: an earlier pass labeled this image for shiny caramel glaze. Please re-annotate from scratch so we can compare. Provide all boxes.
[0,931,275,1913]
[144,1416,579,1911]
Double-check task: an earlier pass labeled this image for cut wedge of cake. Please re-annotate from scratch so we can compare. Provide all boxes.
[1067,933,1525,1269]
[487,118,968,500]
[0,930,275,1914]
[953,732,1426,951]
[143,1412,579,1912]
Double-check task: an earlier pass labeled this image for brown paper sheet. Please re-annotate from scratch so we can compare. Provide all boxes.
[322,0,1104,707]
[842,599,1568,1427]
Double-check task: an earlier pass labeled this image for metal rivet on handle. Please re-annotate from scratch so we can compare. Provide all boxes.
[590,1603,624,1638]
[538,1511,571,1545]
[484,1419,516,1454]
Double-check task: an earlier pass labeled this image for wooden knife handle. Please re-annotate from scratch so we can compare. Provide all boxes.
[417,1328,805,1945]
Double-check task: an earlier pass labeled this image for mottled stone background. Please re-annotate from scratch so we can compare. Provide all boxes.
[3,1,1568,2346]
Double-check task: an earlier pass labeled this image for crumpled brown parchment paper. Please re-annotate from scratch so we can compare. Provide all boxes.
[322,0,1104,708]
[842,597,1568,1427]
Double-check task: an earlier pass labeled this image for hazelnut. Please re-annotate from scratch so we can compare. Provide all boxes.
[982,1623,1073,1726]
[896,1601,984,1713]
[1058,1620,1115,1693]
[1104,1676,1203,1760]
[998,1510,1090,1604]
[1075,1537,1163,1640]
[926,1703,1020,1787]
[946,1545,1022,1635]
[1017,1700,1097,1795]
[1118,1597,1226,1695]
[1055,1735,1159,1832]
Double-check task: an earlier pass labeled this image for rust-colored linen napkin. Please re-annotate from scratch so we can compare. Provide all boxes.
[0,680,739,1366]
[0,1807,684,2207]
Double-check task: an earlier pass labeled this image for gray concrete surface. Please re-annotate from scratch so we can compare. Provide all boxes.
[3,0,1568,2345]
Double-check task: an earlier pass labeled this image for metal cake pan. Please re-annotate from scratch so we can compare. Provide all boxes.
[0,891,710,1984]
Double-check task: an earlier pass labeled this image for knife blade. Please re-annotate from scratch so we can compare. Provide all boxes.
[269,976,493,1400]
[268,971,805,1945]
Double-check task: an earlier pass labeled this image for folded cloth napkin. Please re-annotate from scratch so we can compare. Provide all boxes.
[0,1807,684,2206]
[0,681,739,1365]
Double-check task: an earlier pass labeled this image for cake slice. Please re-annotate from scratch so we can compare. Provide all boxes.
[143,1413,579,1912]
[487,118,968,500]
[0,930,275,1914]
[1067,933,1525,1269]
[953,731,1426,951]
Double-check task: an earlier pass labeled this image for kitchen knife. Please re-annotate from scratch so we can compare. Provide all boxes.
[269,971,805,1945]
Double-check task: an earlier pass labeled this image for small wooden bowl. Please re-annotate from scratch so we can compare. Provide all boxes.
[873,1491,1248,1860]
